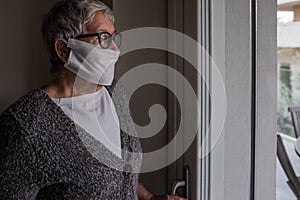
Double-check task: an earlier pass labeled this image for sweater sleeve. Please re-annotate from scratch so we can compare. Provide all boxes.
[0,111,40,199]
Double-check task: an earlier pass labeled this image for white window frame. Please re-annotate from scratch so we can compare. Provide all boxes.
[209,0,277,199]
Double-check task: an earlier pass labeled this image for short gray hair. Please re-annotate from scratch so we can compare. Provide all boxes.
[41,0,115,76]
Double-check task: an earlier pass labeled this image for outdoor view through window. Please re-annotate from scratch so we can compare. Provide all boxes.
[278,4,300,137]
[276,1,300,199]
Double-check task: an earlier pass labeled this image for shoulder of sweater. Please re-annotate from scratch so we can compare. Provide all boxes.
[105,79,130,106]
[105,79,124,95]
[0,88,49,135]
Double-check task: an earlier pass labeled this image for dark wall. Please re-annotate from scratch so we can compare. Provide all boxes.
[0,0,57,112]
[101,0,112,9]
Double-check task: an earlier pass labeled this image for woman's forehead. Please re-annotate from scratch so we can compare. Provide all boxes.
[85,11,115,34]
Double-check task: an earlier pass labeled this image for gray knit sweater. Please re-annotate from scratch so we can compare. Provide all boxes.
[0,80,143,200]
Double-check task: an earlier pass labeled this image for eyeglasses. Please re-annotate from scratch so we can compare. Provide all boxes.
[75,31,122,49]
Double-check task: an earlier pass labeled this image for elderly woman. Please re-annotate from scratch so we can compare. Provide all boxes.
[0,0,186,200]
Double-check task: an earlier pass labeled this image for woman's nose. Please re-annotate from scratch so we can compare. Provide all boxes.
[110,41,120,52]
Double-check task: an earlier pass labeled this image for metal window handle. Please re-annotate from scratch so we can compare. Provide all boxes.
[170,165,190,199]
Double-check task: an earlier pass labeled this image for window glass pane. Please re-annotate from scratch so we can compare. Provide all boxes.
[276,4,300,200]
[277,10,298,137]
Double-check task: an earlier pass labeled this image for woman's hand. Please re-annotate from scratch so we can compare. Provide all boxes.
[137,182,187,200]
[151,194,188,200]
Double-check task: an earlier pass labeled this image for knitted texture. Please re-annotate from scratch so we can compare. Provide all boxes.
[0,80,143,200]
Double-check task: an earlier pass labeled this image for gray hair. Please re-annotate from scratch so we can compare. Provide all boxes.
[41,0,115,76]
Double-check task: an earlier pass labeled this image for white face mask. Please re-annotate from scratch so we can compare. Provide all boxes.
[64,38,120,86]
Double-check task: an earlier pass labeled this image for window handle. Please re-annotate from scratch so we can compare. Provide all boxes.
[170,165,190,199]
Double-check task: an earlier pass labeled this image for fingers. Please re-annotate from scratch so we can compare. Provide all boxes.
[167,194,188,200]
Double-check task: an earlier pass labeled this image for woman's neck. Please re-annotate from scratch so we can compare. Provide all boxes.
[42,70,103,98]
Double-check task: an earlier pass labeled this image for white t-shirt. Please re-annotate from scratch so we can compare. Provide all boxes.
[51,87,122,158]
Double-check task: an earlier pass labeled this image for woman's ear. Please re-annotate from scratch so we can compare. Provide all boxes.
[54,39,70,63]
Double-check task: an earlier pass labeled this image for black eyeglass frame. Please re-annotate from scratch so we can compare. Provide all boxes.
[75,31,122,49]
